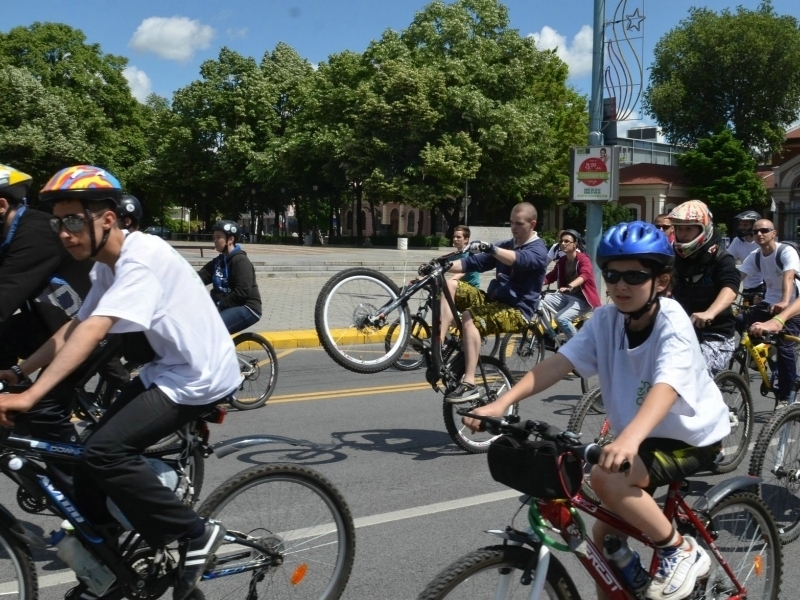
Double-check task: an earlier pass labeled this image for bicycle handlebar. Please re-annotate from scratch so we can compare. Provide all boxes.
[459,411,630,472]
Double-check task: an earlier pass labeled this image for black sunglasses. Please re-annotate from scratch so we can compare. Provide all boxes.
[753,228,774,235]
[655,224,672,231]
[602,269,652,285]
[50,213,102,234]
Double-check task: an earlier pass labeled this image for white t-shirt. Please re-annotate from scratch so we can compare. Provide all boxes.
[727,237,761,288]
[77,232,241,405]
[559,299,730,447]
[739,243,800,305]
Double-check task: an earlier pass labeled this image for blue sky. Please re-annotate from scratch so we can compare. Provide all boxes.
[4,0,799,134]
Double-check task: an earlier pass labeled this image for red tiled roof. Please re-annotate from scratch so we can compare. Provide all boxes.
[786,126,800,140]
[619,163,688,186]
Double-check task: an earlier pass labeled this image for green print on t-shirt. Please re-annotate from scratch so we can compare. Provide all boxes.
[636,380,652,405]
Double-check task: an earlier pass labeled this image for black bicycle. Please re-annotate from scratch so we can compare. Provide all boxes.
[0,395,355,600]
[314,252,516,453]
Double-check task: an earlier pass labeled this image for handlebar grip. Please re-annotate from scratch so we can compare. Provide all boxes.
[582,444,630,473]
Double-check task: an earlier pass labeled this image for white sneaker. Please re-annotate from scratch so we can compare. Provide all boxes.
[645,535,710,600]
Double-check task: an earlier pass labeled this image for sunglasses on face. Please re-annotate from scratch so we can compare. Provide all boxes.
[655,224,672,231]
[50,213,101,234]
[754,228,774,235]
[602,269,652,285]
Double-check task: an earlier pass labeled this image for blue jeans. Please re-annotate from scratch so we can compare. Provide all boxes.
[541,292,591,340]
[219,305,260,335]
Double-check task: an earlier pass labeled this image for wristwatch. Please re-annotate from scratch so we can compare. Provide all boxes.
[10,365,25,383]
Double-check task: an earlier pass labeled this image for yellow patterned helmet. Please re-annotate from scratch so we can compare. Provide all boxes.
[668,200,714,258]
[39,165,123,205]
[0,164,33,204]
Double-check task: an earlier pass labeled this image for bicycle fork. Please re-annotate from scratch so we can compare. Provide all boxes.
[485,528,552,600]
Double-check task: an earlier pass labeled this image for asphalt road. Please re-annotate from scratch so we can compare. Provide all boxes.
[5,348,798,599]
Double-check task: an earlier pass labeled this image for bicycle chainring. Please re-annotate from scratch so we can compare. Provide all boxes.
[16,486,48,514]
[126,548,175,600]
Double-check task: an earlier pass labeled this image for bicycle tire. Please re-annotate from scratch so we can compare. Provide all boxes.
[498,326,546,383]
[417,544,578,600]
[483,332,501,358]
[579,372,598,395]
[748,404,800,544]
[711,370,754,474]
[314,268,410,374]
[0,521,37,600]
[230,332,278,410]
[693,492,782,600]
[566,386,610,504]
[442,356,518,454]
[196,463,355,600]
[387,316,430,371]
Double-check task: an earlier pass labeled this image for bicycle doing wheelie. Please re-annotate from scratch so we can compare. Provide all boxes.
[418,413,783,600]
[0,390,355,600]
[314,252,516,453]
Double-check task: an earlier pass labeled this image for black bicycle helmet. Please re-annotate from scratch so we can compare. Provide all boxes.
[212,220,239,239]
[596,221,674,270]
[560,229,584,251]
[734,210,761,222]
[118,194,143,224]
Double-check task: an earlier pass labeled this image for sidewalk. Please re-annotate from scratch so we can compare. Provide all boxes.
[173,242,458,349]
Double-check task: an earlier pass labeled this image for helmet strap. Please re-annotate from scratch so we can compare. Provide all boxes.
[621,277,660,326]
[85,206,110,258]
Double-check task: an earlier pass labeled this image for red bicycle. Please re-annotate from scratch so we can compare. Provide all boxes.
[418,414,782,600]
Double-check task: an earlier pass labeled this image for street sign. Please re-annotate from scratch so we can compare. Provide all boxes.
[569,146,620,202]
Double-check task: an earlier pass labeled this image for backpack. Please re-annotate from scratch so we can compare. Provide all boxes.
[754,242,800,280]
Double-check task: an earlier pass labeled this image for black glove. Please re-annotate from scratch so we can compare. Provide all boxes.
[418,261,436,276]
[468,240,497,255]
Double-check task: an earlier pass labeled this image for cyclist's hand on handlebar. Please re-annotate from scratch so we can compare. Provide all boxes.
[418,260,436,276]
[0,391,37,427]
[461,402,509,432]
[597,439,637,475]
[0,370,18,385]
[467,241,497,255]
[690,311,715,329]
[750,318,782,337]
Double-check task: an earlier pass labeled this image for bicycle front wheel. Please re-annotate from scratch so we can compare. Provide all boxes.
[442,356,517,454]
[749,404,800,543]
[314,268,409,374]
[498,326,545,383]
[0,522,37,600]
[712,370,753,474]
[231,333,278,410]
[695,492,782,600]
[417,545,578,600]
[567,386,612,503]
[196,463,355,600]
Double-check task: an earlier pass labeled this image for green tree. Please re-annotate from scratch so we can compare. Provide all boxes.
[676,129,768,222]
[0,66,93,189]
[0,22,147,182]
[643,1,800,155]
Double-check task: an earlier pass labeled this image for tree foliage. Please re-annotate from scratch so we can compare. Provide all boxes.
[677,129,768,222]
[643,1,800,155]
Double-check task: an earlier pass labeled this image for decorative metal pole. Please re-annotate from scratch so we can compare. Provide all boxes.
[586,0,606,287]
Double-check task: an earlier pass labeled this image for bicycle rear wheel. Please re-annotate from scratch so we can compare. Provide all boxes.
[693,492,782,600]
[498,326,545,383]
[231,333,278,410]
[749,404,800,543]
[196,463,355,600]
[314,268,409,373]
[442,356,517,454]
[0,522,37,600]
[711,370,753,474]
[566,386,611,503]
[417,545,578,600]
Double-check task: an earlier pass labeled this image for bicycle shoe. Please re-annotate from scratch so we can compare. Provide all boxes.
[174,520,227,600]
[445,383,480,403]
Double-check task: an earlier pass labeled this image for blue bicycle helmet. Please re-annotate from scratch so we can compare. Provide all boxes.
[596,221,674,270]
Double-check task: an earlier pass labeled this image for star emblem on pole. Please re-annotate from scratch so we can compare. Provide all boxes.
[625,8,645,32]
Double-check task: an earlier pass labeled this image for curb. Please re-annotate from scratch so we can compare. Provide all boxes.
[261,328,392,349]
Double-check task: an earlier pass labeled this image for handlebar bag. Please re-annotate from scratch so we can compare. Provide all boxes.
[487,435,582,499]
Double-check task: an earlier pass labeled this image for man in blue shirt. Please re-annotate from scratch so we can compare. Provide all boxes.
[440,202,547,402]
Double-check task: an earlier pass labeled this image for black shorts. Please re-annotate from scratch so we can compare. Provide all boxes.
[639,438,722,493]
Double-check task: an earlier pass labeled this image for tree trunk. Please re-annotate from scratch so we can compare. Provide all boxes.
[355,183,364,246]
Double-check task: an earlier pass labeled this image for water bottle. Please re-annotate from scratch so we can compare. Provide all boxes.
[603,535,651,594]
[50,527,116,596]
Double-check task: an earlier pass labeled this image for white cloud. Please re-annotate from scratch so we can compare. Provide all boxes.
[529,25,593,79]
[123,66,152,102]
[129,16,215,63]
[226,27,247,39]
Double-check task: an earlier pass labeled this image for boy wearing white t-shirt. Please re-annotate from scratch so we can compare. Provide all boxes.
[0,166,239,600]
[738,218,800,408]
[464,221,730,600]
[727,210,763,303]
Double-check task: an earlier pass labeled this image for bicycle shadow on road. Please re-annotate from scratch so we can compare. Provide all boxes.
[228,442,349,467]
[329,428,465,461]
